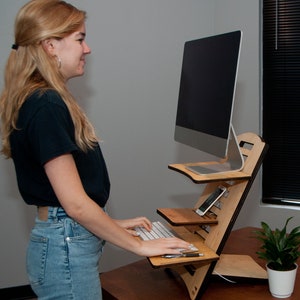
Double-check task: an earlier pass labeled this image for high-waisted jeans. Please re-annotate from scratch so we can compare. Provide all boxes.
[26,207,105,299]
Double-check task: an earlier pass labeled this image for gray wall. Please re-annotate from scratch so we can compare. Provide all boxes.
[0,0,299,288]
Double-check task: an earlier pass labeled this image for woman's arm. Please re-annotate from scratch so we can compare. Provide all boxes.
[44,153,191,257]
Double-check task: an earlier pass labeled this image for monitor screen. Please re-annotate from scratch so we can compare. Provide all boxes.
[175,31,242,161]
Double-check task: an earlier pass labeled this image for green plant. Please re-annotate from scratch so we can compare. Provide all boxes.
[255,217,300,271]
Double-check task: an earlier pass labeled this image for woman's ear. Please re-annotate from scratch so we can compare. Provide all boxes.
[41,38,56,55]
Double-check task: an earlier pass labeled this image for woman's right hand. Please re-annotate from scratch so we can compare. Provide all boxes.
[134,237,192,257]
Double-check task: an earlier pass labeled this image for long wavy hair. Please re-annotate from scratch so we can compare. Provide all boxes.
[0,0,98,158]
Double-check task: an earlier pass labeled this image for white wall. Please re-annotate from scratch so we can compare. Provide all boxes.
[1,0,298,289]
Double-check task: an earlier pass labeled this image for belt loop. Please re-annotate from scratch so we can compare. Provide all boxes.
[37,206,49,221]
[49,207,59,218]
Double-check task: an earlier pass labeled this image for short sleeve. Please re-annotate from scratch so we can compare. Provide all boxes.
[27,95,78,165]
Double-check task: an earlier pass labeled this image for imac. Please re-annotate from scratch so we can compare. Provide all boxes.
[174,30,244,175]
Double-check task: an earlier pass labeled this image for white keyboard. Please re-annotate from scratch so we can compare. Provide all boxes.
[135,221,198,252]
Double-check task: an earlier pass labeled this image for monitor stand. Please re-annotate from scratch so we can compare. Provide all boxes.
[186,125,244,175]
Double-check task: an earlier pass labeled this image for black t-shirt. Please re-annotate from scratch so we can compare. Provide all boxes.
[10,89,110,208]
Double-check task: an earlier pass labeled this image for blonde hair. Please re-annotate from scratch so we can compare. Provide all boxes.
[0,0,98,158]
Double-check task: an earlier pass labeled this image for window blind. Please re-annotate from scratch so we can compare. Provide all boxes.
[262,0,300,206]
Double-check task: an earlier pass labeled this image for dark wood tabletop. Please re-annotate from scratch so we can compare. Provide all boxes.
[101,227,300,300]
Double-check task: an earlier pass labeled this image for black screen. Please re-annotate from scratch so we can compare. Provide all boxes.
[176,31,241,139]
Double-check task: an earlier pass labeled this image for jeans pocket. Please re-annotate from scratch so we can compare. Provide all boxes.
[26,234,48,286]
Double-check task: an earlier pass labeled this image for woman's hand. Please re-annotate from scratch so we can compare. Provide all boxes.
[115,217,152,236]
[137,237,192,257]
[114,217,192,256]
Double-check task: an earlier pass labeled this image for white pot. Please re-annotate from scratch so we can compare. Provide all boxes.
[267,263,298,298]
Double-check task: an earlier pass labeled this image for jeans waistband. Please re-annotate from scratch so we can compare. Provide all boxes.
[38,206,67,221]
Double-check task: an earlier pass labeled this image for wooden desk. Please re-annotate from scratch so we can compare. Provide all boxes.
[101,227,300,299]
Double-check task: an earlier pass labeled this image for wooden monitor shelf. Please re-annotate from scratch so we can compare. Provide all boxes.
[168,162,251,183]
[147,132,268,300]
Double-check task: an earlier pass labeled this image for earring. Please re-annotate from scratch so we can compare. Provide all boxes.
[55,56,61,69]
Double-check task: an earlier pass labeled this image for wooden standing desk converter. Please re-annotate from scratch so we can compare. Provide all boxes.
[101,227,300,299]
[101,133,269,299]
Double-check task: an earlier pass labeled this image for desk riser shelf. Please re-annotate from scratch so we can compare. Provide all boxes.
[149,133,268,300]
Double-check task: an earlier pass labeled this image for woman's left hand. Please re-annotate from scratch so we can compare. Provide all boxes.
[114,217,152,236]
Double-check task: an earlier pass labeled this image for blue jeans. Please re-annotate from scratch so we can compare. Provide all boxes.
[26,207,105,300]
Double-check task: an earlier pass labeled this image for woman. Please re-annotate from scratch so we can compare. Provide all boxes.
[0,1,190,299]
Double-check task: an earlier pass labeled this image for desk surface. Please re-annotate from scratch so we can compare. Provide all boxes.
[101,227,300,299]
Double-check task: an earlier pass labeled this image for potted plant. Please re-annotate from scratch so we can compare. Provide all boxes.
[255,217,300,298]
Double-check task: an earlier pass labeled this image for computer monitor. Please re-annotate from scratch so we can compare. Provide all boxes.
[174,30,244,175]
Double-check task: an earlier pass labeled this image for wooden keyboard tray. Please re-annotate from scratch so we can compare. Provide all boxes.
[148,226,219,268]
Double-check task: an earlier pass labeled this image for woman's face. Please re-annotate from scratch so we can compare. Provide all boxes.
[50,23,91,81]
